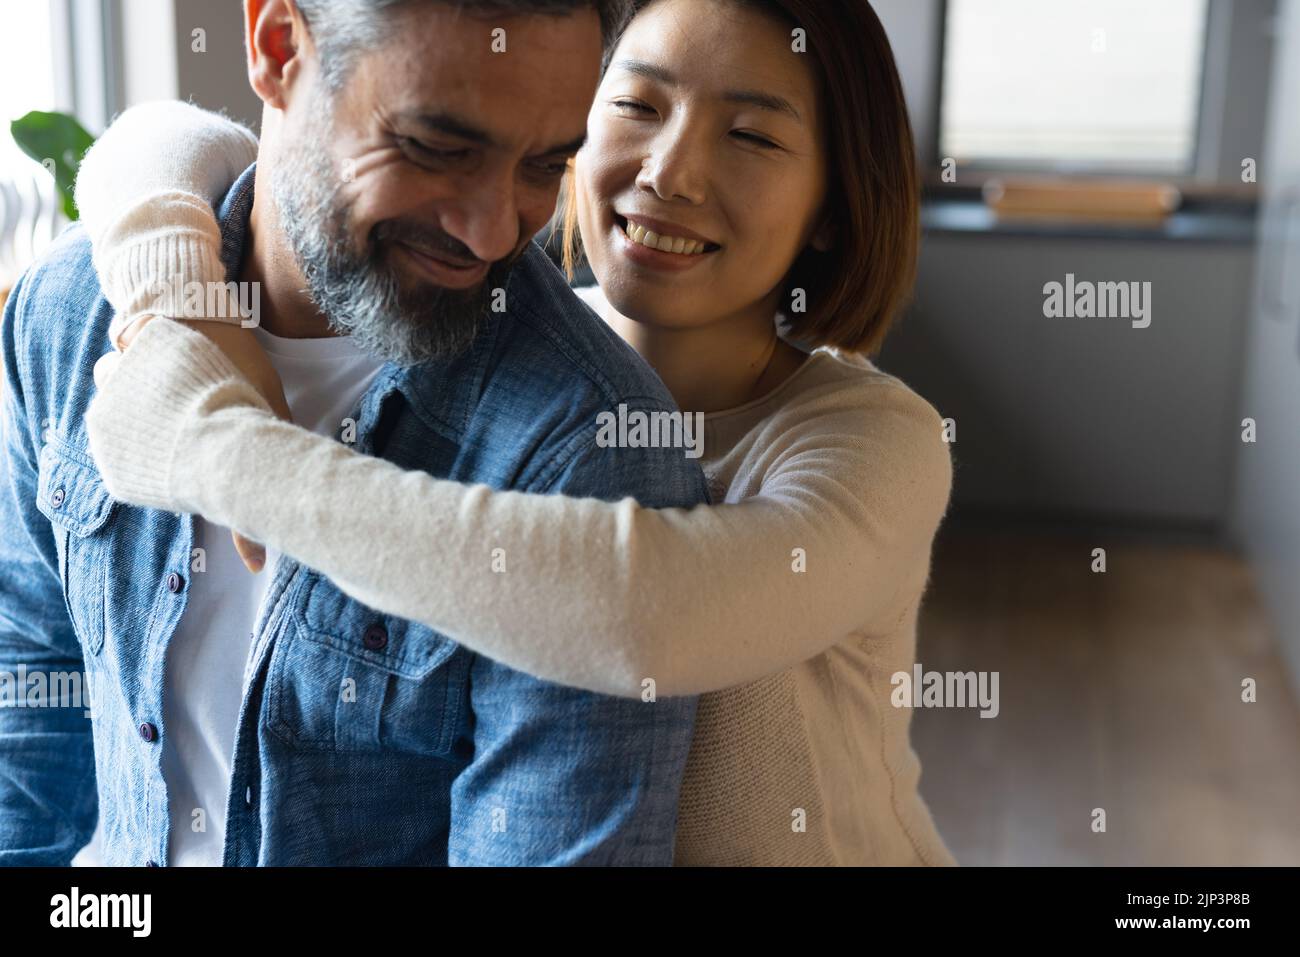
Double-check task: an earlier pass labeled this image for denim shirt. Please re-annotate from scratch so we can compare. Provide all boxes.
[0,164,707,866]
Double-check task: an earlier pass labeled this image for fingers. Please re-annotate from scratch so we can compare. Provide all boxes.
[116,314,159,350]
[92,350,121,388]
[178,321,294,423]
[99,315,278,577]
[231,532,266,574]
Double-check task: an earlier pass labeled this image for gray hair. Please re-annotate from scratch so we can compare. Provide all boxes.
[271,94,519,364]
[292,0,631,91]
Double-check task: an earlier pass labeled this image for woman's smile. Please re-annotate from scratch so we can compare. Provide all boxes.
[574,0,828,328]
[612,212,721,272]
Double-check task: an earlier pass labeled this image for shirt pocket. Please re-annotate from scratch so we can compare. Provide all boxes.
[267,569,469,758]
[34,439,115,657]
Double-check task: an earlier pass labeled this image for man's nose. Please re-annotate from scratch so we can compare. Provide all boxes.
[438,173,523,264]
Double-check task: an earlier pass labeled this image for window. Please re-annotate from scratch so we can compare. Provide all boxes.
[938,0,1210,175]
[0,1,62,281]
[0,0,121,281]
[0,3,61,180]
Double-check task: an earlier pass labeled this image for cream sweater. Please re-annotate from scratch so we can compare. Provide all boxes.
[80,101,958,866]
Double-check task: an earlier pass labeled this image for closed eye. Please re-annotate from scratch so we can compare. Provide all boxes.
[399,136,471,164]
[732,130,780,150]
[528,158,572,178]
[611,98,654,115]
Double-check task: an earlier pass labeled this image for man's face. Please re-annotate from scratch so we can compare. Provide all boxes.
[272,6,603,363]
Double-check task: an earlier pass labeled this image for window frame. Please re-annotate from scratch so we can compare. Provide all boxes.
[53,0,125,134]
[930,0,1217,184]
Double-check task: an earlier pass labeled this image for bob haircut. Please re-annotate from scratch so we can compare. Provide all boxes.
[558,0,920,356]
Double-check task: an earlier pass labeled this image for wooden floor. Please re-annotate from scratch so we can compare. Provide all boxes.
[910,525,1300,866]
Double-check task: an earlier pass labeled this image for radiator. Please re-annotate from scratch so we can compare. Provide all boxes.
[0,166,62,296]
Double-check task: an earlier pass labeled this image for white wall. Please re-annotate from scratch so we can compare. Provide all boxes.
[1230,0,1300,697]
[871,0,943,159]
[171,0,262,130]
[872,0,1272,529]
[120,0,261,131]
[121,0,178,107]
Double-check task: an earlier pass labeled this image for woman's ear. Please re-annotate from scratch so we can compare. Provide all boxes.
[810,213,835,253]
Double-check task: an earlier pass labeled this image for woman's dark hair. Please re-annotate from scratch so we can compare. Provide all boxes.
[559,0,919,356]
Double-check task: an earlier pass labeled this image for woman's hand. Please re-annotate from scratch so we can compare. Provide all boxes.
[116,314,292,572]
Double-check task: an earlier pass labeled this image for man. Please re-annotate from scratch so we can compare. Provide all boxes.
[0,0,706,865]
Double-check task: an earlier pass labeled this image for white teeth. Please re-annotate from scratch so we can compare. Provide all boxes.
[623,219,709,255]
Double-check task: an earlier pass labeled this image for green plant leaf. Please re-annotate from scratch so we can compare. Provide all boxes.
[9,110,96,221]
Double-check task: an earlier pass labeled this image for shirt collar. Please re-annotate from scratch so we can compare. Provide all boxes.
[216,162,259,279]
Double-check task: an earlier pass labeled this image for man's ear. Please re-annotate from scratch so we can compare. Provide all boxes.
[245,0,308,109]
[810,212,835,253]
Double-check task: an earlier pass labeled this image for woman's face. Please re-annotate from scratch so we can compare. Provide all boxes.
[575,0,830,331]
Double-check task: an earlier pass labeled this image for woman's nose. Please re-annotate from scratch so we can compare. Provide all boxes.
[635,129,708,205]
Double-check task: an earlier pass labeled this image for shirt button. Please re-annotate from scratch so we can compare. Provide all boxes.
[166,572,184,594]
[362,623,388,651]
[50,487,66,508]
[245,786,252,806]
[139,722,158,742]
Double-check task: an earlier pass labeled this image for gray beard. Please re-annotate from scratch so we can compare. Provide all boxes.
[270,114,515,366]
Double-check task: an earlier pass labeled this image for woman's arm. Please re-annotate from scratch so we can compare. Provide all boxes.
[88,319,953,699]
[75,100,290,572]
[74,101,257,348]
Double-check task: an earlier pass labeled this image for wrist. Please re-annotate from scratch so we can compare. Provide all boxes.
[97,191,244,347]
[89,319,272,511]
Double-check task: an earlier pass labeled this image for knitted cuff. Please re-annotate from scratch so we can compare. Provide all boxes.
[86,318,271,511]
[96,192,245,348]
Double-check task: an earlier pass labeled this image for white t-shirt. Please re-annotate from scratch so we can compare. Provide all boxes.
[74,327,384,866]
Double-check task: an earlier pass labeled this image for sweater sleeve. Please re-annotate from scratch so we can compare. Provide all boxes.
[87,319,953,699]
[73,100,258,348]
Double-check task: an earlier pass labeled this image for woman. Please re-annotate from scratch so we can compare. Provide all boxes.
[82,0,956,865]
